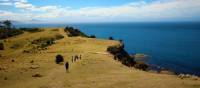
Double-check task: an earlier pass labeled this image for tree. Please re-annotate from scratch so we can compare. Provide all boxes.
[3,20,12,29]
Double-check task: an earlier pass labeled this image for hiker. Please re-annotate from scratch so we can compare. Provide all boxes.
[74,55,76,62]
[75,55,78,61]
[71,56,74,63]
[65,62,69,72]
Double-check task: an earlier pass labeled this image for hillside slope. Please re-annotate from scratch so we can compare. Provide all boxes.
[0,28,200,88]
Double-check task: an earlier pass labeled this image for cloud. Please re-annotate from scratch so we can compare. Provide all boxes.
[0,0,10,1]
[1,0,200,23]
[14,1,33,8]
[0,2,12,5]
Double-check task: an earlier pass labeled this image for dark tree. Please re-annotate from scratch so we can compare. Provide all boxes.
[0,21,3,29]
[3,20,12,29]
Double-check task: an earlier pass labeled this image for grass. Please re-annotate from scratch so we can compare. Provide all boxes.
[0,28,199,88]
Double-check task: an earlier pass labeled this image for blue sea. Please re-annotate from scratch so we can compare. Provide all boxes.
[16,22,200,76]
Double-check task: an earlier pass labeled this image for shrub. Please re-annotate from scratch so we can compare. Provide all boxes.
[0,29,23,39]
[55,54,64,64]
[10,43,21,49]
[134,61,148,71]
[107,45,136,67]
[20,28,42,33]
[109,36,114,40]
[31,35,63,50]
[0,42,4,50]
[55,34,64,40]
[89,35,96,38]
[0,20,23,39]
[107,46,122,55]
[64,26,88,37]
[32,37,53,49]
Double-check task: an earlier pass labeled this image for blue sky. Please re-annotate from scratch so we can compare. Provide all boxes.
[0,0,200,23]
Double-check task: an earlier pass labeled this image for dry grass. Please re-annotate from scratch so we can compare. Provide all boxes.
[0,28,199,88]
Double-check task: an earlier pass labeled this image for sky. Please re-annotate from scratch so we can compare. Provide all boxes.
[0,0,200,23]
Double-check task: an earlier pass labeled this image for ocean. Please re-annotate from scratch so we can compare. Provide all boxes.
[16,22,200,76]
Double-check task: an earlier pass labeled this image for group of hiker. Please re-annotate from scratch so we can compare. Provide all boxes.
[64,54,82,72]
[71,55,82,63]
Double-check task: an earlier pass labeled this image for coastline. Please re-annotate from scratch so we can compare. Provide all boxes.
[107,41,199,78]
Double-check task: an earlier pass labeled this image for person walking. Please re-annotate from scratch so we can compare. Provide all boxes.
[65,61,69,72]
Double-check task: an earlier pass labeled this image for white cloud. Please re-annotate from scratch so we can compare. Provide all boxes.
[0,10,33,21]
[0,0,10,1]
[13,0,27,3]
[1,0,200,23]
[14,1,33,8]
[0,2,12,5]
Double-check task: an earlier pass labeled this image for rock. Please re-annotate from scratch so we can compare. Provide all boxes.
[134,54,148,59]
[178,74,185,79]
[178,74,199,80]
[134,61,148,71]
[133,53,149,62]
[32,74,42,77]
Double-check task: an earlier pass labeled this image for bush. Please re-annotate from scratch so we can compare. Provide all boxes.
[55,54,64,64]
[0,20,23,39]
[109,36,114,40]
[134,61,148,71]
[107,45,136,67]
[32,37,54,49]
[31,35,63,50]
[0,42,4,50]
[10,43,21,49]
[107,46,122,55]
[89,35,96,38]
[64,26,88,37]
[20,28,42,33]
[55,34,64,40]
[0,29,23,39]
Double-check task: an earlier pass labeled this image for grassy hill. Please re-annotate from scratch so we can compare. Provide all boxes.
[0,28,200,88]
